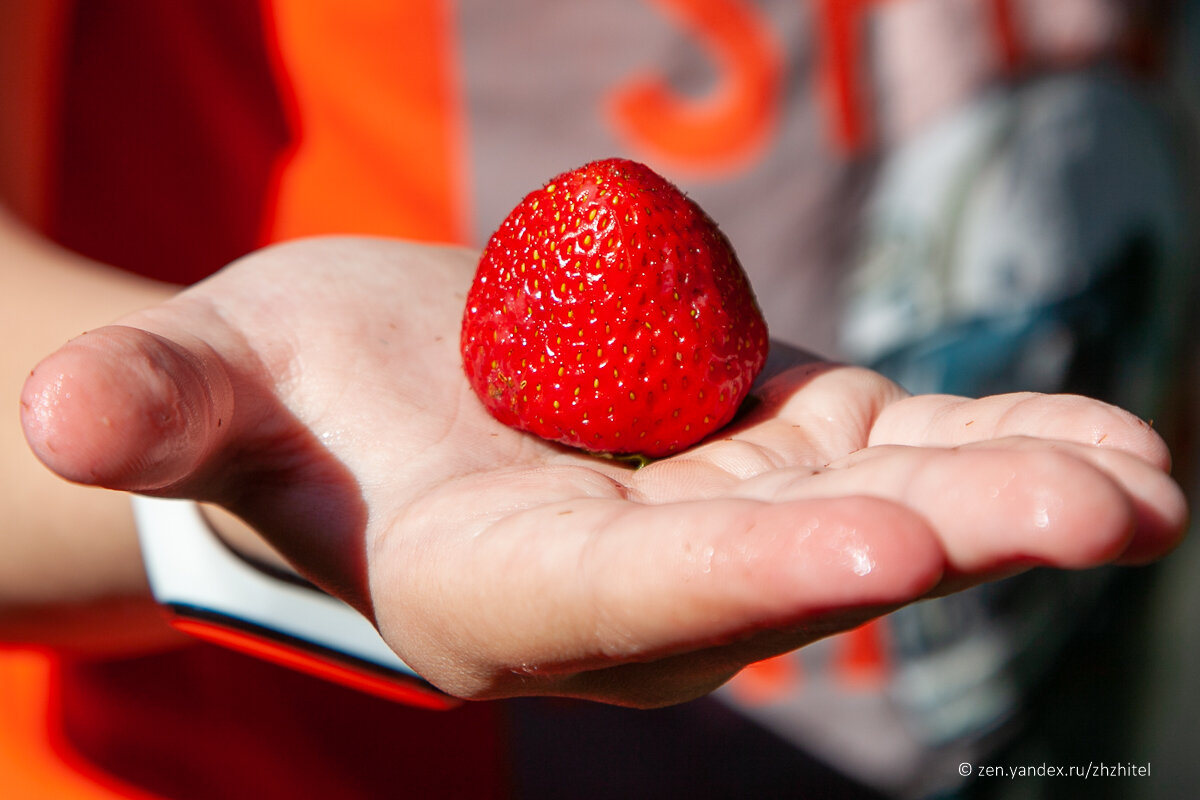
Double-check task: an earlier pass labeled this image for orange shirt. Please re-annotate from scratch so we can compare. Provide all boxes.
[3,3,507,797]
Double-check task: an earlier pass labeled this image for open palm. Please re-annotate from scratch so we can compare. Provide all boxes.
[22,237,1186,706]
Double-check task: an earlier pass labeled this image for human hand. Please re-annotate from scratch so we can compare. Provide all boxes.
[20,237,1187,707]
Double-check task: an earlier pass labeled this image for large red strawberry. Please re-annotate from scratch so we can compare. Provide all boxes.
[461,158,768,458]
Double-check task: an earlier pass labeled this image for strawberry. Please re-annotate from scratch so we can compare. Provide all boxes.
[460,158,768,458]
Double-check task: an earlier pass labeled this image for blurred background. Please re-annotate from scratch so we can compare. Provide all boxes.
[1,1,1198,798]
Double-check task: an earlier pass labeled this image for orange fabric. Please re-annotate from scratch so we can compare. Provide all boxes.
[4,2,492,795]
[728,620,891,705]
[53,647,511,799]
[813,0,894,154]
[0,0,69,226]
[48,0,292,285]
[728,653,802,707]
[1,6,148,794]
[169,618,459,711]
[833,619,891,688]
[259,0,469,245]
[0,649,160,800]
[988,0,1025,75]
[608,0,784,175]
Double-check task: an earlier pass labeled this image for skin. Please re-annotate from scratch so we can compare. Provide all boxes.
[0,2,186,653]
[18,235,1188,707]
[0,207,182,653]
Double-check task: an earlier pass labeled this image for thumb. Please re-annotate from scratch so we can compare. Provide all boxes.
[20,325,234,494]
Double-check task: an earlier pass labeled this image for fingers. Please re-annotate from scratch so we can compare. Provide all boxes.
[20,325,235,494]
[623,363,907,501]
[872,392,1172,470]
[735,439,1186,575]
[865,392,1186,567]
[376,478,945,701]
[959,437,1188,564]
[737,362,908,463]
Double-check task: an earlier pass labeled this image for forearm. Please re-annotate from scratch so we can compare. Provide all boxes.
[0,206,184,652]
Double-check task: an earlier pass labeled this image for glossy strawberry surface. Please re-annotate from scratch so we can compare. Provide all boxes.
[461,158,768,457]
